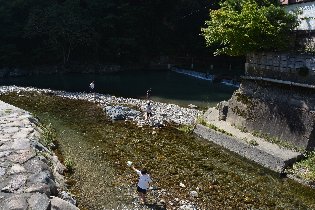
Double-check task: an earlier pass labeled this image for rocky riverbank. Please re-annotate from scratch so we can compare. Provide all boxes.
[1,86,315,209]
[0,100,78,209]
[0,86,202,128]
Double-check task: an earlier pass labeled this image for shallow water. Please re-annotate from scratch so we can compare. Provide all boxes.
[1,92,315,210]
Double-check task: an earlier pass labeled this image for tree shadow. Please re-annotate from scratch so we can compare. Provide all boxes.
[307,124,315,151]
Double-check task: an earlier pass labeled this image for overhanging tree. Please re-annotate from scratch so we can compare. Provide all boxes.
[201,0,299,56]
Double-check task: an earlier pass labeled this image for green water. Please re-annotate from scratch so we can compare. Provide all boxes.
[0,70,237,107]
[0,92,315,210]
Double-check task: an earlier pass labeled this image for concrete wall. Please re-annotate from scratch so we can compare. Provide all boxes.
[226,80,315,150]
[224,52,315,151]
[285,1,315,31]
[246,52,315,85]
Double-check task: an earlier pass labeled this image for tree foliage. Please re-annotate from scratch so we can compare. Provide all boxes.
[201,0,299,56]
[0,0,219,67]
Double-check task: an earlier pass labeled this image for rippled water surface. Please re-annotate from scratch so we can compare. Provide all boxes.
[1,92,315,210]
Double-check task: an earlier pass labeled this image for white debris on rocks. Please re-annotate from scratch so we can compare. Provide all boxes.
[0,100,78,210]
[0,86,202,127]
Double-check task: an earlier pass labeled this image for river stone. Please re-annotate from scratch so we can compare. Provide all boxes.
[2,127,19,134]
[51,196,79,210]
[105,105,141,120]
[1,174,27,192]
[27,171,57,196]
[0,167,6,177]
[178,204,197,210]
[8,164,26,174]
[24,158,51,175]
[8,150,35,164]
[1,194,29,210]
[60,191,77,205]
[0,150,12,158]
[189,190,198,197]
[11,138,31,150]
[28,193,50,210]
[11,131,28,139]
[24,183,51,196]
[31,141,50,153]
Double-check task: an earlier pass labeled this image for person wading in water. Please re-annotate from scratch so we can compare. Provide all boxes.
[129,164,153,204]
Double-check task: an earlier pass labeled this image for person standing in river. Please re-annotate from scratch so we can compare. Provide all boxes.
[89,81,96,101]
[130,165,152,204]
[89,81,95,93]
[145,102,152,120]
[146,88,152,99]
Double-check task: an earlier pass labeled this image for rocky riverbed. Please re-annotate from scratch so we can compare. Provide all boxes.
[0,86,202,128]
[0,86,203,210]
[1,86,315,210]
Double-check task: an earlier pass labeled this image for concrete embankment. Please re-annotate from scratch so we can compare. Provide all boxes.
[0,101,78,210]
[194,108,303,173]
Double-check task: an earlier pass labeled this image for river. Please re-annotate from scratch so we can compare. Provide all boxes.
[0,90,315,210]
[0,70,237,108]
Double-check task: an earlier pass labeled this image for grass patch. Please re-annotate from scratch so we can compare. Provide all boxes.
[248,139,259,146]
[286,151,315,182]
[197,116,233,136]
[39,123,56,148]
[206,123,233,136]
[64,158,75,173]
[177,124,195,134]
[252,131,303,152]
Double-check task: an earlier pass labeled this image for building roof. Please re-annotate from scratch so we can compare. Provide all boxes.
[280,0,315,5]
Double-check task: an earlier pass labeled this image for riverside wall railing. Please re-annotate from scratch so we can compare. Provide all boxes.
[245,53,315,86]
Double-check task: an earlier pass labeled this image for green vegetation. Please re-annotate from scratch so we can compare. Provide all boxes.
[248,139,259,146]
[287,151,315,182]
[252,130,303,152]
[177,124,195,134]
[201,0,299,56]
[206,123,233,136]
[0,0,221,68]
[64,158,75,173]
[198,116,233,136]
[40,123,56,148]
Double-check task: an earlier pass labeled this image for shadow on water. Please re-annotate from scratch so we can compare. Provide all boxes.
[0,71,237,108]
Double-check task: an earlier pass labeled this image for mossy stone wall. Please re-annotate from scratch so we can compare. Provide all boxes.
[226,80,315,151]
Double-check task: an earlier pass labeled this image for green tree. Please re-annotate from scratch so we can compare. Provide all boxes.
[201,0,299,56]
[24,0,96,65]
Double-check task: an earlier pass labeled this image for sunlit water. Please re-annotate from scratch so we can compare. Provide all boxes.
[1,93,315,210]
[0,70,237,107]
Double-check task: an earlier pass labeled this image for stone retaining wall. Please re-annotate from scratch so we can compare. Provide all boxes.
[0,101,78,210]
[218,52,315,151]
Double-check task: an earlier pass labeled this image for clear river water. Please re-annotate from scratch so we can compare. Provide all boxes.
[1,76,315,209]
[0,70,238,108]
